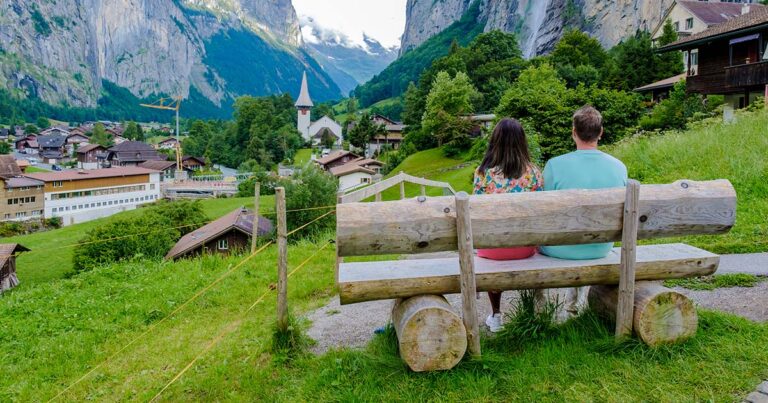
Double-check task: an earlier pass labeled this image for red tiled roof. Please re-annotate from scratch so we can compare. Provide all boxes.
[23,167,160,182]
[315,150,361,166]
[662,6,768,50]
[678,1,762,26]
[329,163,376,177]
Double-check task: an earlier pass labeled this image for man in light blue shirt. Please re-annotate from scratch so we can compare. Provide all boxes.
[539,105,628,317]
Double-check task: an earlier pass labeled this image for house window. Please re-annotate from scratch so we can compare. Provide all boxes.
[150,184,155,190]
[673,21,680,31]
[4,213,9,219]
[730,35,760,65]
[685,18,693,30]
[53,181,63,188]
[217,239,229,250]
[361,177,371,184]
[689,49,699,76]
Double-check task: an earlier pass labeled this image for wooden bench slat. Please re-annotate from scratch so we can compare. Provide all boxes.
[337,180,736,257]
[338,244,718,304]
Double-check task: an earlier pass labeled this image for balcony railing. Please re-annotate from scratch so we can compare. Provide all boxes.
[725,61,768,88]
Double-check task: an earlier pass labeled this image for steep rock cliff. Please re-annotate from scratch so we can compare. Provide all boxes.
[0,0,339,113]
[400,0,675,58]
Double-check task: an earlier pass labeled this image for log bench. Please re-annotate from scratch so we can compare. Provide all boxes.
[335,180,736,372]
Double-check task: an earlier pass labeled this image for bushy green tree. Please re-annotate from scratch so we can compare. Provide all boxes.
[607,31,683,91]
[639,80,708,130]
[123,121,139,140]
[347,112,385,150]
[422,71,478,154]
[183,120,212,157]
[551,30,609,88]
[0,141,11,154]
[72,201,208,271]
[313,102,336,121]
[36,116,50,130]
[283,165,338,239]
[89,123,112,147]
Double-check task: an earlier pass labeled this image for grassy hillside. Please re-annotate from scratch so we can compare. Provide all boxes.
[7,196,274,286]
[609,109,768,253]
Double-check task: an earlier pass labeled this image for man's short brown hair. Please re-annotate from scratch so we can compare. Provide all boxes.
[572,105,603,142]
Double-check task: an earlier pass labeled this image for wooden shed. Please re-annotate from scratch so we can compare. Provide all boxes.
[0,243,29,292]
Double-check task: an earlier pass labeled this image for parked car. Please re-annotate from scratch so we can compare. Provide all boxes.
[51,164,62,171]
[28,158,38,166]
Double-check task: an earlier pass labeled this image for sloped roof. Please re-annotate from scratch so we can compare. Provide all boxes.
[4,177,44,188]
[108,141,155,152]
[0,155,21,177]
[139,160,177,171]
[37,135,67,149]
[661,6,768,50]
[329,163,376,177]
[182,156,206,165]
[76,144,106,154]
[635,73,687,92]
[165,208,273,260]
[679,1,763,26]
[23,167,159,182]
[0,243,30,269]
[295,71,314,108]
[315,150,361,166]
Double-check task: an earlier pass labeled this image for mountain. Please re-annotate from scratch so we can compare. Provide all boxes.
[400,0,674,58]
[0,0,342,120]
[300,16,398,96]
[357,0,674,107]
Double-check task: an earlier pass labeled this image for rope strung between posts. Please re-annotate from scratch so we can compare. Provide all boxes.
[149,240,334,402]
[47,241,274,402]
[286,210,336,237]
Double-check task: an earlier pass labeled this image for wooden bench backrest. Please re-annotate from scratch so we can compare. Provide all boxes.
[336,180,736,257]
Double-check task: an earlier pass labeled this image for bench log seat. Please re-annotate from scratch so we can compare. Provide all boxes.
[339,244,717,304]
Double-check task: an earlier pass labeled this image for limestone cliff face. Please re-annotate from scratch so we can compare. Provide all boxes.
[400,0,675,58]
[400,0,473,55]
[0,0,331,110]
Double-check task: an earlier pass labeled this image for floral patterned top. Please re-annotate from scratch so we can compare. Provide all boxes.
[473,165,544,195]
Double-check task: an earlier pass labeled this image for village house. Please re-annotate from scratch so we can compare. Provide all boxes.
[314,150,362,171]
[76,144,107,169]
[156,137,179,150]
[14,159,30,173]
[0,155,45,222]
[329,157,385,192]
[165,207,273,260]
[181,156,206,171]
[368,114,406,153]
[65,132,90,154]
[652,1,764,44]
[138,160,198,181]
[15,135,38,154]
[22,166,162,226]
[659,4,768,108]
[39,126,70,137]
[0,243,29,293]
[106,141,167,167]
[37,135,68,164]
[0,128,10,140]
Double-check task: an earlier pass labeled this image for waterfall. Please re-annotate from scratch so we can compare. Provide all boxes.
[523,0,551,59]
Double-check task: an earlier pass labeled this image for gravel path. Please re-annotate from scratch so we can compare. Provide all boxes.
[306,282,767,354]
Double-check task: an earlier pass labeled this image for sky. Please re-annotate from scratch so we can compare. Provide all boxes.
[292,0,407,49]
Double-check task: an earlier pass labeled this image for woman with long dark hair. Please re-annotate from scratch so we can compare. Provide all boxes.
[473,118,543,332]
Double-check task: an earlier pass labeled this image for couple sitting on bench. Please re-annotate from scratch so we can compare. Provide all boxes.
[474,105,628,332]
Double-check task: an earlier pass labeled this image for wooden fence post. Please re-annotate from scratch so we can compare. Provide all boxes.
[399,171,405,200]
[616,179,641,338]
[251,182,260,253]
[375,192,382,202]
[455,191,481,357]
[420,181,426,197]
[335,190,344,284]
[276,187,288,332]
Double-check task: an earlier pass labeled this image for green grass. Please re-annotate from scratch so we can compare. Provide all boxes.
[665,273,764,290]
[25,166,50,173]
[1,235,765,400]
[6,196,274,286]
[609,109,768,253]
[293,148,312,165]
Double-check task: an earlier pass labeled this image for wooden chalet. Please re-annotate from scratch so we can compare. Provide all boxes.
[106,141,167,167]
[37,135,68,163]
[314,150,362,171]
[0,243,29,292]
[660,5,768,107]
[139,160,181,181]
[165,207,273,260]
[181,156,206,171]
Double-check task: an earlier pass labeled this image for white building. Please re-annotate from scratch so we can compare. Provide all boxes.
[22,167,162,226]
[294,71,343,144]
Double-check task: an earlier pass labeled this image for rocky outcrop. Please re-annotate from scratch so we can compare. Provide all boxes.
[400,0,676,58]
[400,0,474,55]
[0,0,335,110]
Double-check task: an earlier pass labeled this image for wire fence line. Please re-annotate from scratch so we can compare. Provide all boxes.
[149,240,334,401]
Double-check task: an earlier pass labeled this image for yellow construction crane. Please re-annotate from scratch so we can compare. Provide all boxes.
[140,96,183,172]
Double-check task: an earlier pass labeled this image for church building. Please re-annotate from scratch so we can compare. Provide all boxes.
[295,72,343,146]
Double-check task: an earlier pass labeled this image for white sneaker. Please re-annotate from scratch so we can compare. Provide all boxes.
[485,313,503,333]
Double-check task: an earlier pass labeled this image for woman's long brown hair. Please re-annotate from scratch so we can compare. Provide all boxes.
[478,118,531,179]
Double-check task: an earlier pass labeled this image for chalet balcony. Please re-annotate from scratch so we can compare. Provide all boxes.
[725,61,768,88]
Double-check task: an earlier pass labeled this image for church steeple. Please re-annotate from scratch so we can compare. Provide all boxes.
[295,71,313,108]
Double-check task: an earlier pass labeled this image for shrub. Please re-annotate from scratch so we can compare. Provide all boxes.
[45,216,62,229]
[72,201,208,272]
[237,171,287,197]
[639,81,709,131]
[282,165,337,239]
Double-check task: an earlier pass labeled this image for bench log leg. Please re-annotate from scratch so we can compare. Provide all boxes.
[589,282,698,347]
[392,295,467,372]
